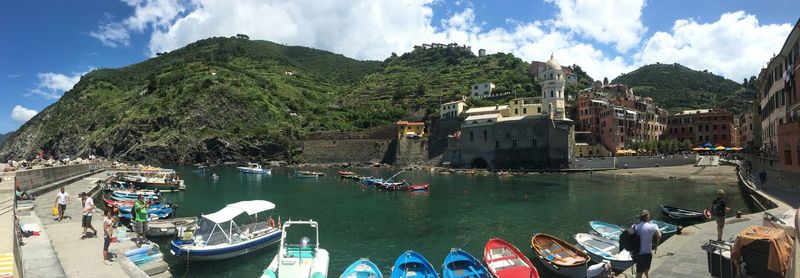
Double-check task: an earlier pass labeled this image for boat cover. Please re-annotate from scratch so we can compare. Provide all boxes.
[731,226,793,274]
[203,200,276,224]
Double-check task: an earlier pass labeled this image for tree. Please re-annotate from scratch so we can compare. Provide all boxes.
[681,139,693,151]
[603,77,609,85]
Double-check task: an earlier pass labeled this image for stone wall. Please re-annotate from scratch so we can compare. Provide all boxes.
[15,163,103,192]
[427,118,462,159]
[570,155,697,169]
[303,125,395,140]
[395,138,429,166]
[300,139,395,164]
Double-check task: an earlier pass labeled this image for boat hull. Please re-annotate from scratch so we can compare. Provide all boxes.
[483,238,539,278]
[170,230,281,261]
[530,234,589,278]
[341,258,382,278]
[660,205,704,221]
[574,233,633,271]
[238,167,271,174]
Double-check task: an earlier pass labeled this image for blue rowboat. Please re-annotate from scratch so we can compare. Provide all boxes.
[363,178,384,186]
[442,248,489,278]
[391,251,438,278]
[119,207,173,220]
[589,221,625,241]
[650,219,678,241]
[341,258,382,278]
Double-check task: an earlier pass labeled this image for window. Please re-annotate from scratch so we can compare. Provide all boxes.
[532,138,538,147]
[722,134,727,140]
[514,108,519,114]
[698,136,703,141]
[523,108,527,114]
[550,90,554,98]
[713,134,717,140]
[689,127,693,133]
[470,131,474,142]
[785,142,792,165]
[495,140,500,148]
[512,140,517,148]
[538,107,542,113]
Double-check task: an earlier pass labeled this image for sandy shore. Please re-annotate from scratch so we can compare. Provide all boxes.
[594,164,739,184]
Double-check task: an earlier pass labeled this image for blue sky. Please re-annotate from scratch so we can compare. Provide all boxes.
[1,0,798,133]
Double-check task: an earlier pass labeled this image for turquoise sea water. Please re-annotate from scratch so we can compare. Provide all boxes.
[152,166,752,278]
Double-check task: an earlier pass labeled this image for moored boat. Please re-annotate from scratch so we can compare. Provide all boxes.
[588,220,625,241]
[390,250,438,278]
[442,248,489,278]
[170,200,281,261]
[340,258,382,278]
[147,216,198,237]
[530,233,589,278]
[408,184,430,191]
[238,163,272,174]
[660,205,705,221]
[650,219,678,241]
[261,220,329,278]
[296,170,326,178]
[483,238,539,278]
[376,181,409,190]
[573,233,633,271]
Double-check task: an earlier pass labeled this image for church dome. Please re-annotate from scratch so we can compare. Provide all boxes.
[545,53,561,70]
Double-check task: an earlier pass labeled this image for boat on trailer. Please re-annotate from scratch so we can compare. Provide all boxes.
[170,200,281,261]
[238,163,272,174]
[660,205,705,221]
[261,220,329,278]
[442,248,490,278]
[530,233,590,278]
[340,258,382,278]
[483,238,539,278]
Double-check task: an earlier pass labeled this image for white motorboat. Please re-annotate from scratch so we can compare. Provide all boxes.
[170,200,281,260]
[238,163,272,174]
[261,220,329,278]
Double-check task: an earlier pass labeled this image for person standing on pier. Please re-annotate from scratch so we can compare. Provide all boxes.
[758,169,768,190]
[102,209,114,265]
[711,190,731,242]
[54,187,70,222]
[80,192,98,238]
[133,194,150,247]
[634,210,660,278]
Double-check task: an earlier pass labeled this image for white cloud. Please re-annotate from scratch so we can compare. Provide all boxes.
[90,0,187,48]
[28,72,85,100]
[548,0,647,52]
[90,0,792,82]
[636,11,793,81]
[11,105,37,122]
[89,21,131,47]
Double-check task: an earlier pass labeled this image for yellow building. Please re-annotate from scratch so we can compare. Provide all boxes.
[508,97,542,116]
[396,121,426,139]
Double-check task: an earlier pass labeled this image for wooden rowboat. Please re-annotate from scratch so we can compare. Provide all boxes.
[530,233,589,278]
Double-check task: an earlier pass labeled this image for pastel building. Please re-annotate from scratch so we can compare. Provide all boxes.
[440,99,468,119]
[666,109,735,147]
[396,121,425,139]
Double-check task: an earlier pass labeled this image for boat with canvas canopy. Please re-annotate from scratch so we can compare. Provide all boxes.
[170,200,281,261]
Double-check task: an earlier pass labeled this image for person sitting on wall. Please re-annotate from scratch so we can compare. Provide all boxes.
[15,185,35,200]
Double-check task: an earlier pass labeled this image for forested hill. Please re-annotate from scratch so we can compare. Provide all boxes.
[612,63,755,114]
[0,37,535,164]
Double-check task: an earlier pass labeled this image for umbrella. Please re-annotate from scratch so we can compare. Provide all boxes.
[715,146,726,150]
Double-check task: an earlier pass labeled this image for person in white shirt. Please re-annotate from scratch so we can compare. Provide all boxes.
[54,187,70,222]
[634,210,661,278]
[80,192,98,238]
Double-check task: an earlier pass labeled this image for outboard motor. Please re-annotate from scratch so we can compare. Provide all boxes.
[300,237,310,249]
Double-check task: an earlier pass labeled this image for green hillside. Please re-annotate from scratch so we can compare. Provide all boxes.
[612,63,754,114]
[0,37,534,164]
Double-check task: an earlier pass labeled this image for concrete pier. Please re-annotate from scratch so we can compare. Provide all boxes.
[622,164,798,277]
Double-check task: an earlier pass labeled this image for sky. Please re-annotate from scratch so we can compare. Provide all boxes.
[1,0,798,133]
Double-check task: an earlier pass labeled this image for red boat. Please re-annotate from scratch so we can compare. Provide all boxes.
[104,198,134,207]
[408,184,430,191]
[484,238,540,278]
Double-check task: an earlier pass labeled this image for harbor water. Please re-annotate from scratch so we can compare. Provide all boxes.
[153,166,754,277]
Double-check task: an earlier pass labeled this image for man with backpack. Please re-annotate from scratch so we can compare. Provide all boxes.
[711,189,731,242]
[632,210,661,278]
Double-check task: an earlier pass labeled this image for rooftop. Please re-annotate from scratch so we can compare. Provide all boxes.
[465,105,509,114]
